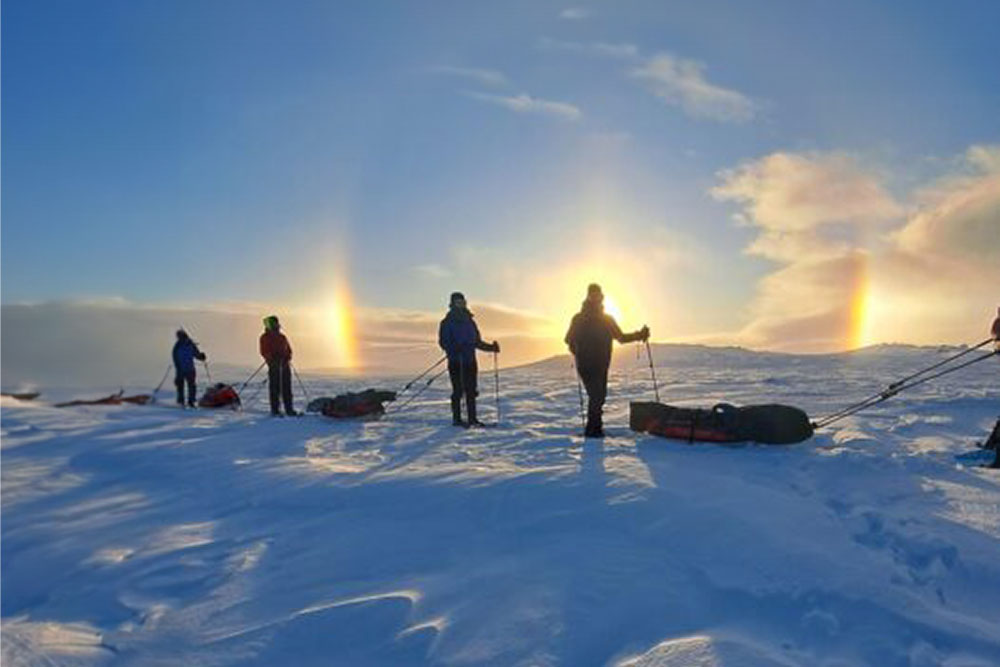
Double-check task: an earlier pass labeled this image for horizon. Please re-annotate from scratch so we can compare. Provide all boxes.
[2,1,999,385]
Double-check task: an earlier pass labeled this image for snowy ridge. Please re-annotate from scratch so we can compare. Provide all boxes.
[2,346,999,665]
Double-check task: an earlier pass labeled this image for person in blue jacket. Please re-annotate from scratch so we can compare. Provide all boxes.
[438,292,500,426]
[172,329,207,407]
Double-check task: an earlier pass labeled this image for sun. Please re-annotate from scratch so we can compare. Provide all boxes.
[602,295,624,322]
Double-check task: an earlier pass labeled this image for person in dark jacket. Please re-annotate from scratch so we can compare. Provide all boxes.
[565,283,649,437]
[992,306,1000,350]
[439,292,500,427]
[172,329,207,407]
[259,315,296,416]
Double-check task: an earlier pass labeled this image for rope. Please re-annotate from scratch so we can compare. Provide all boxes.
[151,364,173,403]
[392,368,449,413]
[398,356,447,396]
[813,348,998,429]
[290,362,312,404]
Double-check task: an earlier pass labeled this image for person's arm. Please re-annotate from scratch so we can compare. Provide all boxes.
[612,317,649,344]
[259,334,271,362]
[992,318,1000,340]
[283,334,293,361]
[193,344,207,362]
[474,322,499,353]
[564,316,578,354]
[439,320,451,354]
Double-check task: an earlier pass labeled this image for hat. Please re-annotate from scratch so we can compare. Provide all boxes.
[263,315,280,331]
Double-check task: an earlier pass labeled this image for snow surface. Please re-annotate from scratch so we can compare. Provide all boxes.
[2,345,999,666]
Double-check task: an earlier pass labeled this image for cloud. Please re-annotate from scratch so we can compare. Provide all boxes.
[428,65,508,87]
[466,92,582,121]
[631,54,756,122]
[0,299,561,388]
[414,263,452,279]
[538,37,641,61]
[712,145,1000,351]
[559,7,591,20]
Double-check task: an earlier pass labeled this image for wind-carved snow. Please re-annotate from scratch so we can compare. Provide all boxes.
[1,345,999,665]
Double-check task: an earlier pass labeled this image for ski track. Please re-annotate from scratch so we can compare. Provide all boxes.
[2,348,999,666]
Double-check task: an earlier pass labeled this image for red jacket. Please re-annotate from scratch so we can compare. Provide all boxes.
[260,330,292,364]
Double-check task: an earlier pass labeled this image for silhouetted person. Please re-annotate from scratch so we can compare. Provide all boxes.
[989,307,1000,468]
[439,292,500,427]
[259,315,296,416]
[992,306,1000,350]
[172,329,206,407]
[565,283,649,438]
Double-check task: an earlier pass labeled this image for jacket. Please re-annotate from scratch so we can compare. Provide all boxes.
[260,330,292,364]
[439,307,492,364]
[565,301,642,369]
[172,339,206,375]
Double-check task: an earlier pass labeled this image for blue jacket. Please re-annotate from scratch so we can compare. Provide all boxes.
[439,308,492,364]
[172,338,206,375]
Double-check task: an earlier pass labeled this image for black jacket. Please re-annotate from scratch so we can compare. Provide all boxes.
[565,301,643,369]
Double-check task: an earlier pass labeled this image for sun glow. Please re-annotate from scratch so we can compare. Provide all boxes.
[325,283,359,371]
[849,259,874,350]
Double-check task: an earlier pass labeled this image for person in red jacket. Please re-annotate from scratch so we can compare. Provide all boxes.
[259,315,296,416]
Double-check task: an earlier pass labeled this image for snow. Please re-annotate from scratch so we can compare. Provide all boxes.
[2,345,999,665]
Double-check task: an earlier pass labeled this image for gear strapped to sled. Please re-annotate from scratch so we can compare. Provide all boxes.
[198,383,241,409]
[307,389,397,418]
[630,402,814,445]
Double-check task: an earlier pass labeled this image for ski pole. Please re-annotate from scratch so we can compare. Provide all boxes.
[290,362,311,404]
[493,350,501,423]
[238,362,267,395]
[151,364,173,404]
[202,359,213,384]
[399,356,447,395]
[644,339,660,403]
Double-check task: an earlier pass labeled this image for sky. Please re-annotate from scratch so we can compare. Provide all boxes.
[2,0,999,382]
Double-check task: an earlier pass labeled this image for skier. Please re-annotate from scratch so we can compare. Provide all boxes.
[172,329,207,408]
[438,292,500,427]
[259,315,297,416]
[565,283,649,437]
[987,307,1000,468]
[992,306,1000,350]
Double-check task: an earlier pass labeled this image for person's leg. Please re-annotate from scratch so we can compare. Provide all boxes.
[186,371,197,407]
[580,364,608,436]
[464,359,480,424]
[267,363,281,415]
[447,360,463,424]
[281,362,295,414]
[175,374,185,406]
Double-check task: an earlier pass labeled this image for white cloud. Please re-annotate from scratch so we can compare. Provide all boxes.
[712,146,1000,351]
[559,7,591,20]
[632,54,756,123]
[467,92,582,121]
[538,37,640,61]
[414,263,452,279]
[428,65,508,87]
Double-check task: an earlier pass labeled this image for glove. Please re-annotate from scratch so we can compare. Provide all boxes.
[639,325,650,342]
[492,341,501,353]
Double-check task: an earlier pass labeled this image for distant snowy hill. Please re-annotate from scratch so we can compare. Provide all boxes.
[2,345,999,665]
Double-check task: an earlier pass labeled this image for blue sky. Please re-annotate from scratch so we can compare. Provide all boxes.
[3,0,999,371]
